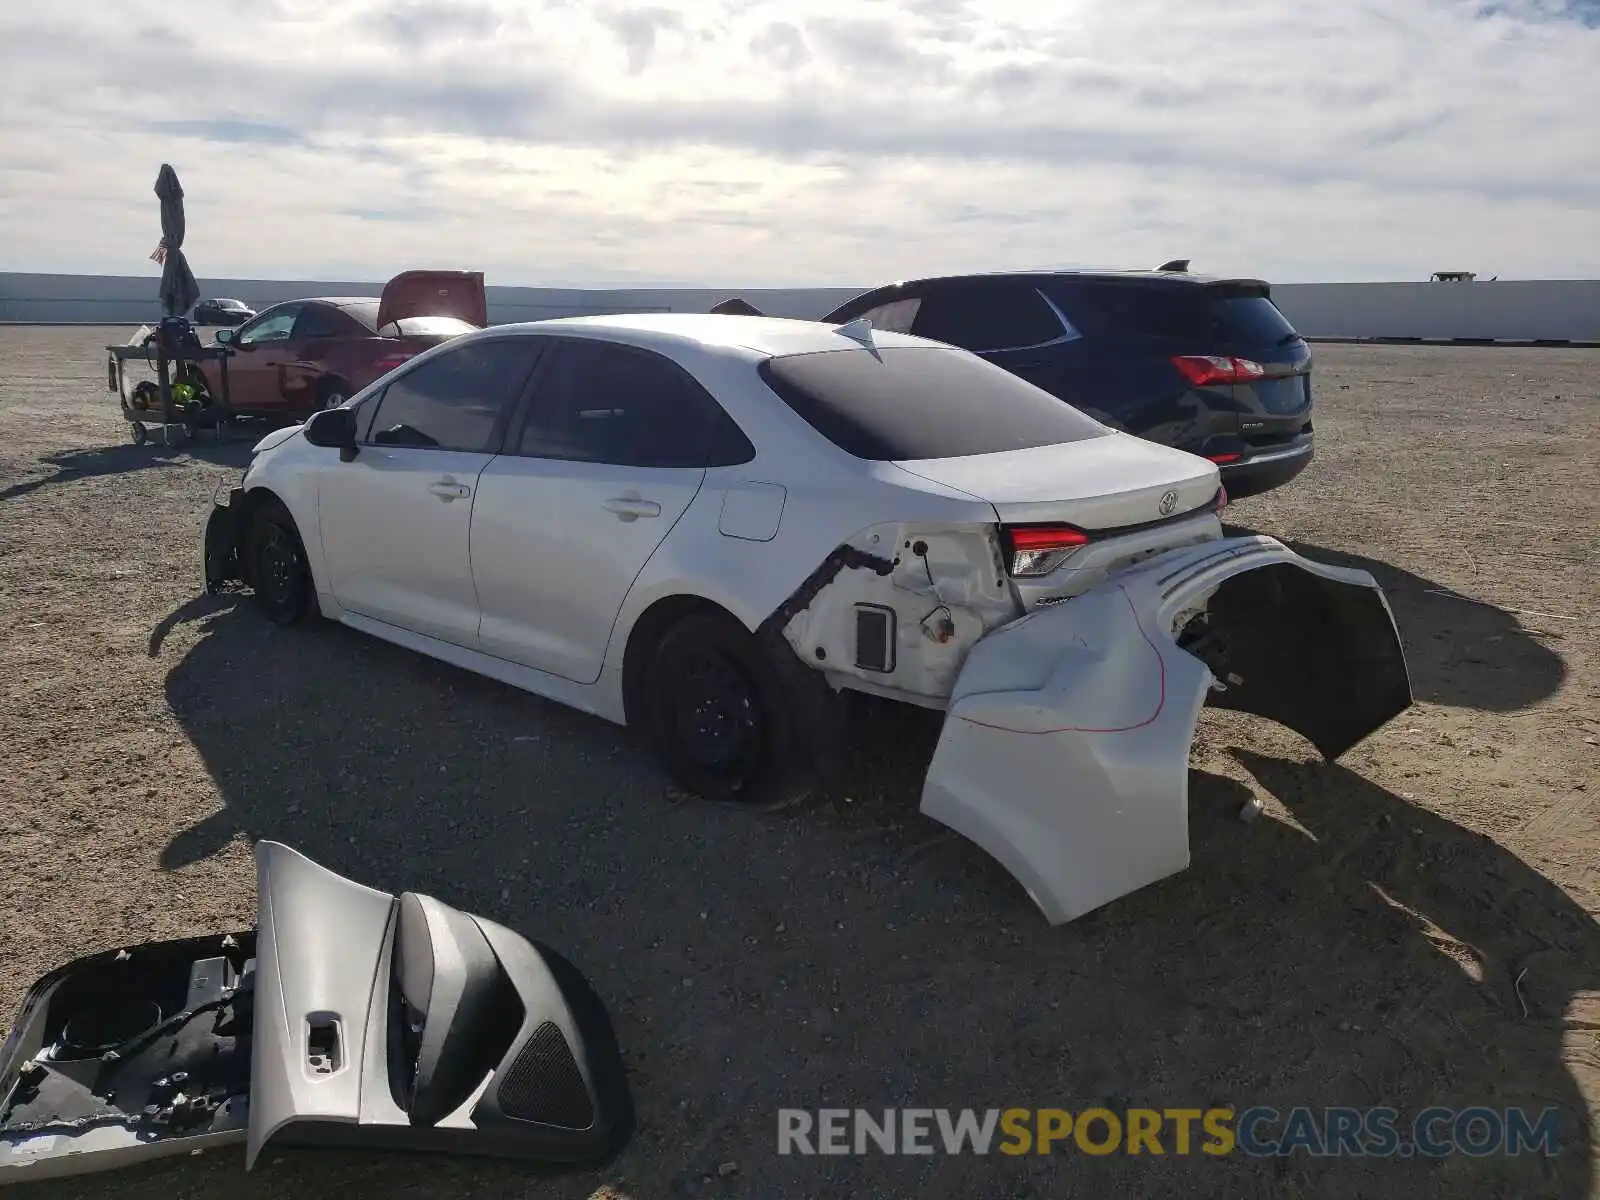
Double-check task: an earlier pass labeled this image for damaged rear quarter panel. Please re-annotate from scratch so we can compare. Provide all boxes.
[775,523,1020,703]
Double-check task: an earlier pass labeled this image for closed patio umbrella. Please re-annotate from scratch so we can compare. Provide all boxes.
[153,163,199,317]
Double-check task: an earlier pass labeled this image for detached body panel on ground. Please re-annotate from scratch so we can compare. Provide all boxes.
[0,843,632,1185]
[203,313,1412,927]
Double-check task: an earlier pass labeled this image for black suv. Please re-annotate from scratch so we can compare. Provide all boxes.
[819,269,1314,498]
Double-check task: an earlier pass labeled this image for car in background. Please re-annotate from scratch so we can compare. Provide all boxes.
[202,313,1411,928]
[199,270,487,421]
[817,267,1315,499]
[191,297,255,326]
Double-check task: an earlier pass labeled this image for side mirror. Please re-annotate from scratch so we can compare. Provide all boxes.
[304,407,358,460]
[214,327,235,345]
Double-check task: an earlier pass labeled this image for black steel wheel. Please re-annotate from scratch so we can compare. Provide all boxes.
[642,611,835,808]
[247,502,312,625]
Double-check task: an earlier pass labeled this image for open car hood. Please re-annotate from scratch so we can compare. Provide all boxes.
[376,270,488,331]
[0,843,631,1185]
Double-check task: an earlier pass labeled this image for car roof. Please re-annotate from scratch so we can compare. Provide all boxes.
[488,312,933,359]
[869,268,1251,289]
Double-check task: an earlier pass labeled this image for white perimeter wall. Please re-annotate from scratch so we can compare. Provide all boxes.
[2,272,1598,342]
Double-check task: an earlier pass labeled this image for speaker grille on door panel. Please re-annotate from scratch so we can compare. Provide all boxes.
[496,1020,595,1129]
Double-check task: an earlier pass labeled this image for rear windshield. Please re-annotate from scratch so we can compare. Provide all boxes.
[341,302,476,338]
[1048,282,1299,346]
[760,346,1109,461]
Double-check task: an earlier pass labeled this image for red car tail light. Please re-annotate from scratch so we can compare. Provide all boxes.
[1002,524,1092,577]
[1206,452,1242,464]
[1172,355,1267,387]
[374,352,416,371]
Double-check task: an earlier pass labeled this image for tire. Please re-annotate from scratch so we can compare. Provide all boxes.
[318,380,349,410]
[246,500,313,626]
[640,612,833,810]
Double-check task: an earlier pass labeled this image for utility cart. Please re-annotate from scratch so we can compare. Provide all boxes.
[106,320,236,447]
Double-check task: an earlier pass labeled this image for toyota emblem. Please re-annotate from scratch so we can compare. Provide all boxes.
[1158,490,1179,516]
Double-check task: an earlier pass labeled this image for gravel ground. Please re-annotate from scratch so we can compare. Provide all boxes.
[1,328,1597,1199]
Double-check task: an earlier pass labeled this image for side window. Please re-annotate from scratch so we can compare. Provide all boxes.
[859,297,922,334]
[353,386,385,442]
[364,339,541,453]
[237,306,301,346]
[912,285,1069,353]
[291,305,349,340]
[516,340,745,468]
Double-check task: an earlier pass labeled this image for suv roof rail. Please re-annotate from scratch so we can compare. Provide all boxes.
[1156,258,1191,273]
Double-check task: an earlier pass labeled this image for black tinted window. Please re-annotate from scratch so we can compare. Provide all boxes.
[366,339,539,452]
[292,305,348,339]
[517,340,747,468]
[1050,281,1298,347]
[761,346,1108,461]
[912,285,1065,352]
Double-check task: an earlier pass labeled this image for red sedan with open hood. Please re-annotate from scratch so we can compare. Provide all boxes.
[200,270,488,421]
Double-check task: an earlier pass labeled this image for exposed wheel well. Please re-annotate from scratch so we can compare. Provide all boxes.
[620,595,752,728]
[237,487,301,587]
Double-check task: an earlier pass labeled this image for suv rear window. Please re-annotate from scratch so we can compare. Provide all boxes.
[1049,281,1298,347]
[760,347,1108,461]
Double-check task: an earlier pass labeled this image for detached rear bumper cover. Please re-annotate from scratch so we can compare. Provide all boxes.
[921,535,1412,925]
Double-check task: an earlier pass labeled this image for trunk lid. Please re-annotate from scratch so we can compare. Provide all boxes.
[893,432,1220,530]
[1199,280,1312,423]
[376,270,487,331]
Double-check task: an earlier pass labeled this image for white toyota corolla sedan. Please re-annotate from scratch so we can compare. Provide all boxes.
[203,312,1412,925]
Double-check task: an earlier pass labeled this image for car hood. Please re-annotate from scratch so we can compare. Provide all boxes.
[893,431,1221,529]
[377,270,488,331]
[250,425,303,456]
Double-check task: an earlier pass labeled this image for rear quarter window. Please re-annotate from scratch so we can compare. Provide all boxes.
[759,346,1109,461]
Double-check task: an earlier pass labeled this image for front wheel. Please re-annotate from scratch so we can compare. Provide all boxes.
[641,613,830,810]
[246,502,313,626]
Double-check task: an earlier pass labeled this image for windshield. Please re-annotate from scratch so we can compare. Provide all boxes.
[760,346,1108,461]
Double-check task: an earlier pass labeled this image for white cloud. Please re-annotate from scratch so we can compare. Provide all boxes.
[0,0,1596,285]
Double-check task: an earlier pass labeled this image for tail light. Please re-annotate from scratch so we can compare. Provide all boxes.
[1002,524,1091,577]
[374,352,416,371]
[1172,355,1266,387]
[1206,452,1242,464]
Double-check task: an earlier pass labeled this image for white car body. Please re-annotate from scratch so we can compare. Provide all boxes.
[208,313,1412,925]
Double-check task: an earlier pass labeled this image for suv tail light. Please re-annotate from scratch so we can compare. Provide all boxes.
[374,352,416,371]
[1172,355,1266,387]
[1002,524,1091,577]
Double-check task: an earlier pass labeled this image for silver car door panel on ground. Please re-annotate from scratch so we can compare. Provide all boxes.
[0,842,633,1184]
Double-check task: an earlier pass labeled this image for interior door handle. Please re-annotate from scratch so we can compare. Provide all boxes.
[428,479,471,502]
[603,495,661,521]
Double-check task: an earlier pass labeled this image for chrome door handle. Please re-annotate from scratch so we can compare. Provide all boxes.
[602,495,661,521]
[428,480,471,501]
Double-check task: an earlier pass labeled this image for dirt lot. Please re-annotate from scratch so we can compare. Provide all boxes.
[1,327,1597,1198]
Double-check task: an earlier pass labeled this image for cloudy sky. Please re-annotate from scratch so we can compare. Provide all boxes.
[1,0,1596,286]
